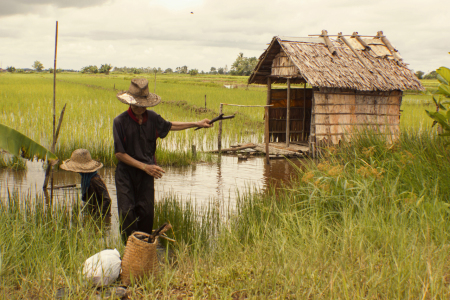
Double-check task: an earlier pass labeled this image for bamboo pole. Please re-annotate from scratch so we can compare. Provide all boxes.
[265,78,271,165]
[286,78,290,147]
[302,82,306,141]
[222,104,272,107]
[320,30,336,55]
[218,103,223,153]
[43,104,66,189]
[338,32,373,73]
[352,32,370,50]
[377,31,402,63]
[43,21,59,191]
[310,93,316,159]
[53,21,58,147]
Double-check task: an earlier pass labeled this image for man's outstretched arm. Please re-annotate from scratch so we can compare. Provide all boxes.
[170,119,212,131]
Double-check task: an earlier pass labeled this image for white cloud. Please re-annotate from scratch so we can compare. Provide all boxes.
[0,0,449,73]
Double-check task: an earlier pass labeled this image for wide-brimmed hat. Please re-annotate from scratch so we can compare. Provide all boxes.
[60,149,103,173]
[116,78,161,107]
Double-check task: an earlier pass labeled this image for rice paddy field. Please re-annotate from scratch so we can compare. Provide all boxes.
[0,72,438,167]
[0,72,267,167]
[2,72,450,299]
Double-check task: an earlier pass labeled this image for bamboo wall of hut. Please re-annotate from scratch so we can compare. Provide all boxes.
[312,88,402,145]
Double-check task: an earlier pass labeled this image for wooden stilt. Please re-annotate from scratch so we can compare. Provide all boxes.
[286,78,290,147]
[302,82,307,141]
[218,103,223,153]
[265,78,271,165]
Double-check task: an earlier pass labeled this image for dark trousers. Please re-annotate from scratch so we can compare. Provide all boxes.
[115,163,155,241]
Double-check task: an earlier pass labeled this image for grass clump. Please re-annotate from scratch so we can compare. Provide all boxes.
[0,154,26,170]
[145,131,450,298]
[0,192,121,299]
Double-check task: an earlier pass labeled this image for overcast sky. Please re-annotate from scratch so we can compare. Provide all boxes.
[0,0,449,73]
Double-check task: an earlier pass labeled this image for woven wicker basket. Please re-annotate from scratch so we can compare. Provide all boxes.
[120,231,159,285]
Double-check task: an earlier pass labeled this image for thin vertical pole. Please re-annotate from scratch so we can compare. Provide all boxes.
[43,21,58,191]
[154,71,156,93]
[302,82,307,141]
[218,103,223,153]
[205,95,207,110]
[311,93,316,158]
[53,21,58,146]
[265,78,271,165]
[286,78,290,147]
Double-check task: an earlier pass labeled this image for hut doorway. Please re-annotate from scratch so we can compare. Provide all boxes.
[268,86,312,144]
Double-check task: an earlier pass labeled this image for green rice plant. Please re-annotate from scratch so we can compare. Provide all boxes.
[0,73,265,167]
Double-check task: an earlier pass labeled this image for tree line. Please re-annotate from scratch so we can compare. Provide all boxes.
[415,70,438,80]
[5,53,259,76]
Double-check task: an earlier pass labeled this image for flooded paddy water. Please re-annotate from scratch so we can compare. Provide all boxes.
[0,156,304,235]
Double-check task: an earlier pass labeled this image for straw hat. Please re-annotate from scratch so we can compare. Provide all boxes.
[116,78,161,107]
[60,149,103,173]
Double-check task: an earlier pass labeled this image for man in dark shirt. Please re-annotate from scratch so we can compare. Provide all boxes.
[113,78,212,240]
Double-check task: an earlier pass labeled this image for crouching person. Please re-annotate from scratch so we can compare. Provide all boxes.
[61,149,111,216]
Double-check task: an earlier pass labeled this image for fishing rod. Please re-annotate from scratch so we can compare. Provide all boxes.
[194,113,235,130]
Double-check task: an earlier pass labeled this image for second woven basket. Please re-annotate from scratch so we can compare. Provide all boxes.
[120,231,159,285]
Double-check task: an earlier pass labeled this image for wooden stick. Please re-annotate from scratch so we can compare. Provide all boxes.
[338,32,373,73]
[309,34,378,37]
[222,103,272,107]
[352,32,370,50]
[286,78,290,147]
[43,21,59,191]
[265,78,271,165]
[218,103,223,153]
[320,30,336,55]
[52,184,76,190]
[310,94,316,159]
[43,104,66,189]
[302,82,306,141]
[377,31,402,62]
[53,21,58,146]
[209,144,256,153]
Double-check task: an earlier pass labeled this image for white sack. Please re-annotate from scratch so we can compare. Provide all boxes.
[82,249,121,286]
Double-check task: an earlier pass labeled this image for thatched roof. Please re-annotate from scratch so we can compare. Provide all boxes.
[248,31,425,91]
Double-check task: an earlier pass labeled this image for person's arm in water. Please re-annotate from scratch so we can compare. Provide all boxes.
[170,119,212,131]
[115,152,165,179]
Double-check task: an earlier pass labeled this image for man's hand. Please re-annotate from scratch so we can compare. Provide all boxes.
[142,164,165,179]
[197,119,213,128]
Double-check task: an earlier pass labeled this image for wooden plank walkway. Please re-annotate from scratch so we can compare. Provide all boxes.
[213,142,310,159]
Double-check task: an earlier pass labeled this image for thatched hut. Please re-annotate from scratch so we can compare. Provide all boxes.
[248,30,424,155]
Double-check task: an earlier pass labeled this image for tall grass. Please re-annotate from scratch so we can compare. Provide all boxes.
[178,131,450,298]
[0,191,121,299]
[2,131,450,298]
[121,131,450,298]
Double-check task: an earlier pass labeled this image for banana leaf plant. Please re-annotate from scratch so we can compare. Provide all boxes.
[0,124,57,161]
[425,66,450,136]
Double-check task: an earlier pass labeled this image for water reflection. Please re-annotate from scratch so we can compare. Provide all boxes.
[0,156,305,203]
[0,156,305,235]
